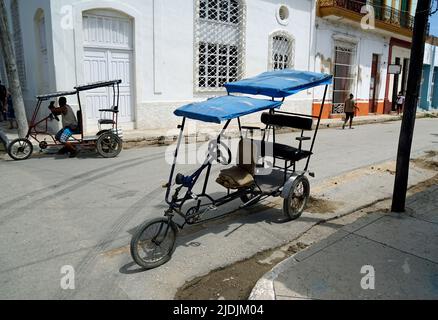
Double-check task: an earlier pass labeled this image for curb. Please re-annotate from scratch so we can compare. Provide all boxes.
[249,257,300,300]
[248,169,438,301]
[122,112,437,148]
[1,113,437,152]
[248,194,394,300]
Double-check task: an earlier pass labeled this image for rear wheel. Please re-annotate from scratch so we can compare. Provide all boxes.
[7,139,33,161]
[96,132,122,158]
[130,218,178,269]
[283,175,310,220]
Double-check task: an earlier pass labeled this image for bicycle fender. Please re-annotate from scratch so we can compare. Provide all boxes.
[281,172,306,199]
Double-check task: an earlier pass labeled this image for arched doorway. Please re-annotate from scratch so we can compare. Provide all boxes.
[82,9,134,130]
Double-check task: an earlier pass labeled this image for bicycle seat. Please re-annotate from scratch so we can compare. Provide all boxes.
[216,139,257,190]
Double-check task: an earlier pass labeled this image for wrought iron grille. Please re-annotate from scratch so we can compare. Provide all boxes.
[332,103,345,114]
[332,43,357,114]
[319,0,414,30]
[194,0,246,91]
[270,32,295,71]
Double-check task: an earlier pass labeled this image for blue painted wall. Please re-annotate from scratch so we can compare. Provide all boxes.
[432,68,438,109]
[420,65,430,110]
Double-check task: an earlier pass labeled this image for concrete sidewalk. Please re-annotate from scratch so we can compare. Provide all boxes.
[112,112,437,146]
[1,112,437,149]
[250,181,438,300]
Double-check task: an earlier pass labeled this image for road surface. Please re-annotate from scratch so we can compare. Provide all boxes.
[0,118,437,299]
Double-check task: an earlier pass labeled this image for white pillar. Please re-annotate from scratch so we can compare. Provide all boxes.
[153,0,164,95]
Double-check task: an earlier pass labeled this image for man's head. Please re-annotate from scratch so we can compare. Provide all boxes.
[59,97,67,107]
[349,94,354,99]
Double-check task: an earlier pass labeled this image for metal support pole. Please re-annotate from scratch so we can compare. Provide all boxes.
[305,84,328,171]
[392,0,431,213]
[165,117,186,203]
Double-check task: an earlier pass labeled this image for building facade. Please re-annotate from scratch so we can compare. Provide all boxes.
[0,0,436,134]
[313,0,421,118]
[0,0,317,133]
[420,38,438,111]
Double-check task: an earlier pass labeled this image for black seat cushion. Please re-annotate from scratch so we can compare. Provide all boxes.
[262,142,312,162]
[98,119,116,125]
[261,113,313,131]
[75,111,83,134]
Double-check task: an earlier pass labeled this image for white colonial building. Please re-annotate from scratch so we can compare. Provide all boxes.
[0,0,318,133]
[1,0,436,133]
[314,0,419,118]
[420,39,438,111]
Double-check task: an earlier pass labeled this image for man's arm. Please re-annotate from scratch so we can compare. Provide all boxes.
[354,101,360,111]
[49,105,67,116]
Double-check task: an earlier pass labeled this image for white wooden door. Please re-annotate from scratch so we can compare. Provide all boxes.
[82,12,134,130]
[109,51,132,122]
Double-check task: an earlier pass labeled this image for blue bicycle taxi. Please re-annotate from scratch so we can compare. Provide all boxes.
[131,70,333,269]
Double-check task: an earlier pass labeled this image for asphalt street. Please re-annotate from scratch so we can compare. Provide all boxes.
[0,118,437,299]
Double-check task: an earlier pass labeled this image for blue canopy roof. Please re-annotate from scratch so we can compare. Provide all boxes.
[224,69,333,98]
[174,96,282,124]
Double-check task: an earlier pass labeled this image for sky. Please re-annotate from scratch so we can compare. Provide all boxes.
[430,11,438,36]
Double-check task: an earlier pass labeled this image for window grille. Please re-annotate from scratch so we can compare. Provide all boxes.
[332,42,357,114]
[195,0,246,91]
[269,32,294,71]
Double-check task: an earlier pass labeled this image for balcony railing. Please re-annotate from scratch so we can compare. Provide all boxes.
[319,0,414,31]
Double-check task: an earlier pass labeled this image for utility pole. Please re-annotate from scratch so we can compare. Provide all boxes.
[392,0,432,213]
[0,0,28,138]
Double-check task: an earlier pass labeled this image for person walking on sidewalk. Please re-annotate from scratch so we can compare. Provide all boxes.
[396,91,405,115]
[342,94,360,130]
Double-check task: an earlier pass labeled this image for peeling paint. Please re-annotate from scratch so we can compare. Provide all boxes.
[316,53,332,74]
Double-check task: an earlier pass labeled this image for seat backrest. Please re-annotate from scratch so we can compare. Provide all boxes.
[76,110,83,134]
[237,138,257,175]
[261,113,313,131]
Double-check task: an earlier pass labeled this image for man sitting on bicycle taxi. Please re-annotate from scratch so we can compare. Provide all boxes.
[49,97,79,158]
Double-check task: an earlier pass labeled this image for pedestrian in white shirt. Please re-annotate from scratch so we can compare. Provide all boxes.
[396,91,405,115]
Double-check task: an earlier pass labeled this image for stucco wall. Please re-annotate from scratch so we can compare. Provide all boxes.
[2,0,58,131]
[313,18,389,114]
[39,0,315,132]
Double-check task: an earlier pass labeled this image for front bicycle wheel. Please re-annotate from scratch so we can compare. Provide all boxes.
[130,218,178,269]
[8,138,33,161]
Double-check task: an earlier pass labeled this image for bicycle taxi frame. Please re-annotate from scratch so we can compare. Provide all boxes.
[7,80,123,160]
[131,70,332,269]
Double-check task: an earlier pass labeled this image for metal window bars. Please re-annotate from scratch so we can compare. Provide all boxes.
[319,0,415,30]
[195,0,246,91]
[271,34,294,71]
